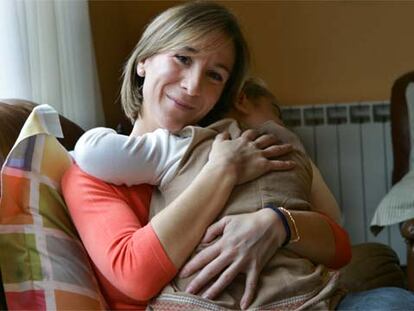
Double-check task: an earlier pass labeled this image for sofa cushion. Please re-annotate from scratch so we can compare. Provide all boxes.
[339,243,406,292]
[0,100,84,195]
[0,105,105,310]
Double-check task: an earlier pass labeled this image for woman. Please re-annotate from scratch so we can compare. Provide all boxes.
[63,2,292,309]
[71,74,352,310]
[62,2,412,310]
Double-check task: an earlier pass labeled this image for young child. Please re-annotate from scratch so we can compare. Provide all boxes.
[73,78,349,310]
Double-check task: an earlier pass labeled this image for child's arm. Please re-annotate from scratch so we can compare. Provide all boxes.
[73,127,190,186]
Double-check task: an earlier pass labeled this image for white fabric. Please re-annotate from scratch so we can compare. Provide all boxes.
[0,0,104,130]
[370,82,414,232]
[74,128,191,189]
[371,170,414,229]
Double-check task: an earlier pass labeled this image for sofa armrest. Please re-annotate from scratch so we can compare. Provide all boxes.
[339,242,406,293]
[401,220,414,290]
[401,219,414,240]
[0,100,84,164]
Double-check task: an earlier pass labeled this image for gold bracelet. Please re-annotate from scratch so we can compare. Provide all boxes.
[278,207,301,244]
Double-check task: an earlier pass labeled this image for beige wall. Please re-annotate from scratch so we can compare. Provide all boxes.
[89,1,414,127]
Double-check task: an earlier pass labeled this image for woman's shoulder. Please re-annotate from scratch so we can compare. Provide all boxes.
[62,163,154,209]
[63,163,153,191]
[61,163,117,200]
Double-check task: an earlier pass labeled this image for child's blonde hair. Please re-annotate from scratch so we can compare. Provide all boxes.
[242,77,281,117]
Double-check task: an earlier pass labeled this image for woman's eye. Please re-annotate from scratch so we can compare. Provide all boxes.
[208,71,224,82]
[174,54,191,65]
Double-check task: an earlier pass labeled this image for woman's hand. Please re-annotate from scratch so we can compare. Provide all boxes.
[150,128,295,270]
[208,129,295,185]
[179,209,286,310]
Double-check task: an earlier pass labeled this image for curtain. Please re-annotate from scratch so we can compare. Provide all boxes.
[0,0,105,130]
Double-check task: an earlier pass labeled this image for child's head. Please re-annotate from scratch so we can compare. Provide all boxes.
[226,77,283,127]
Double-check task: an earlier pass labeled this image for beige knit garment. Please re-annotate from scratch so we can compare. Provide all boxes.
[148,119,343,311]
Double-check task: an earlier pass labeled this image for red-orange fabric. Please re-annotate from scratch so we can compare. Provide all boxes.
[318,212,352,269]
[62,164,177,310]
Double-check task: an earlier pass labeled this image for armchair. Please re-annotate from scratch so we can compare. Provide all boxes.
[390,71,414,290]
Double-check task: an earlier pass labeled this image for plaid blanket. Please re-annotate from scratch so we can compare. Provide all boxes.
[0,105,105,310]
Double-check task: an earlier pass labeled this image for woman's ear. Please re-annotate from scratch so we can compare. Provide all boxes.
[137,61,145,77]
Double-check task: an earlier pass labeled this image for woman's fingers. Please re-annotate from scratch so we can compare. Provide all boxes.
[208,129,295,185]
[180,218,228,278]
[261,144,296,170]
[201,259,244,300]
[214,131,230,142]
[241,129,259,141]
[179,242,221,278]
[240,268,259,310]
[183,212,280,302]
[201,218,226,244]
[268,160,296,171]
[253,134,279,149]
[262,143,292,158]
[185,248,233,295]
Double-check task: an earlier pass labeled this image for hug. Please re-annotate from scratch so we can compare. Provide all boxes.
[0,1,413,310]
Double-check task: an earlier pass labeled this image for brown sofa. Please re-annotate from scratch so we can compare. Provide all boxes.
[0,100,408,309]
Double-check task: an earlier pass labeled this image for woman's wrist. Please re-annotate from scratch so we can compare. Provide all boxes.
[278,207,300,244]
[264,204,300,247]
[203,160,238,186]
[260,208,287,248]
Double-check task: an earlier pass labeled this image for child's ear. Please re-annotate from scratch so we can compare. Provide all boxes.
[234,93,251,115]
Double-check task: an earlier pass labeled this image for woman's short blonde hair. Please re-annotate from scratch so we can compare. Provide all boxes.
[121,1,250,125]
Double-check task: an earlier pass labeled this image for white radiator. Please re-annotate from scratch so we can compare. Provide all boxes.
[282,101,406,265]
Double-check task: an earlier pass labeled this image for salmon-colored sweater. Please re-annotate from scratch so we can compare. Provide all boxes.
[62,164,177,310]
[62,164,350,309]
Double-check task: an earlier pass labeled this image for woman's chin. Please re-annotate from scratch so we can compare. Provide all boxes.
[162,121,187,134]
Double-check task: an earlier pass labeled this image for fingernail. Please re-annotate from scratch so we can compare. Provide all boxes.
[185,286,194,294]
[202,293,210,300]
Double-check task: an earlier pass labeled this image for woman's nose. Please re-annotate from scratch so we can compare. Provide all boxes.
[181,68,202,96]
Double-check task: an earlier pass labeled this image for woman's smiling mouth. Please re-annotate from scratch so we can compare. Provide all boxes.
[167,95,194,111]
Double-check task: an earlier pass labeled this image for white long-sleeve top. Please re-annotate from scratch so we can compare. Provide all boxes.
[73,127,191,189]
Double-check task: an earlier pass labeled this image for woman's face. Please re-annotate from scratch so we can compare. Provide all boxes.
[137,34,235,133]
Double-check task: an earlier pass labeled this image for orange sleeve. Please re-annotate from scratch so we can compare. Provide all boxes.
[318,212,352,269]
[62,164,177,301]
